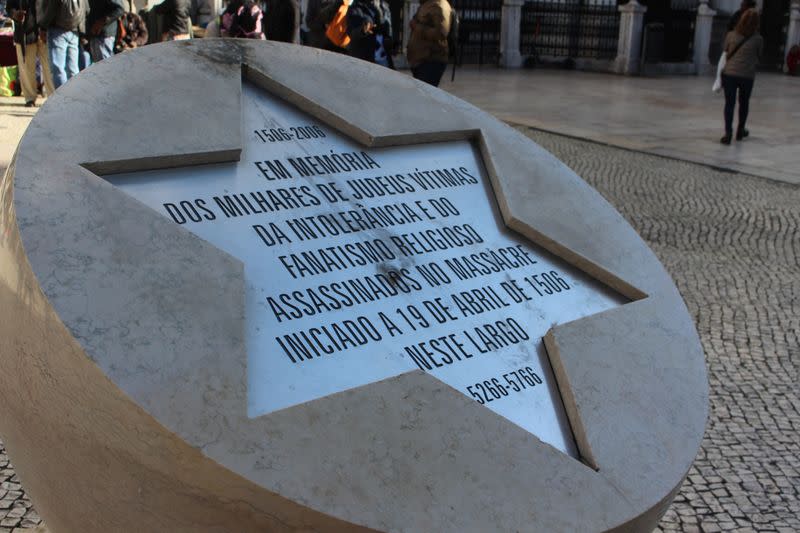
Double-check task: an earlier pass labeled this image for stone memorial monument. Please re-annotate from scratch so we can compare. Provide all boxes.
[0,40,708,532]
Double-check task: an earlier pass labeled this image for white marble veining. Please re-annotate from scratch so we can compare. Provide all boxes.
[2,40,707,532]
[108,84,624,457]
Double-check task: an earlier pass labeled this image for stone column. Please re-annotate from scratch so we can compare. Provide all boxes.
[785,0,800,72]
[614,0,647,75]
[499,0,524,68]
[398,0,421,69]
[693,0,717,75]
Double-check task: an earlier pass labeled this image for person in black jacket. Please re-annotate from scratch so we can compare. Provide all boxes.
[87,0,125,62]
[346,0,392,64]
[265,0,300,42]
[303,0,325,46]
[152,0,191,40]
[6,0,54,105]
[305,0,347,52]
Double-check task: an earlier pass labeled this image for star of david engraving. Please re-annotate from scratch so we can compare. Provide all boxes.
[107,86,622,455]
[5,41,710,531]
[101,83,628,459]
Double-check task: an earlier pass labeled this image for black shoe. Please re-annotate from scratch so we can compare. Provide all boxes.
[720,134,732,145]
[736,128,749,141]
[24,101,36,108]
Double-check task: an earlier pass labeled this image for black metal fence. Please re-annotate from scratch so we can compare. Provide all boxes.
[452,0,503,65]
[760,0,790,70]
[389,0,404,58]
[642,0,696,63]
[520,0,620,60]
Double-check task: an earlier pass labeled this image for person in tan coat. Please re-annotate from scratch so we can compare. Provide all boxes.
[7,0,55,106]
[406,0,452,87]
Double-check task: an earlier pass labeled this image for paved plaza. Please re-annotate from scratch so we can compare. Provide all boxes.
[1,68,798,532]
[0,98,37,171]
[442,68,800,186]
[522,129,799,532]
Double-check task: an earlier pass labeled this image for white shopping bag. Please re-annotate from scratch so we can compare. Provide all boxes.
[713,52,726,93]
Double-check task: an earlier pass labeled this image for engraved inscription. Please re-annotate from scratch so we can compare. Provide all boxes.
[107,84,625,457]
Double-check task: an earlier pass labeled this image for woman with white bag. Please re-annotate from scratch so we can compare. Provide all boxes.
[718,9,762,145]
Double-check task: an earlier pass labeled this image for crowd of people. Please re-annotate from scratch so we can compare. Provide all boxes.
[4,0,456,107]
[202,0,456,85]
[7,0,152,107]
[1,0,781,150]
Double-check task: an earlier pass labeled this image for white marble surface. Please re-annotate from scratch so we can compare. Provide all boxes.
[108,84,625,457]
[3,40,707,532]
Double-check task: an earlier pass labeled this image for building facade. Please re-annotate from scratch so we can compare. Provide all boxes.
[140,0,799,75]
[396,0,800,74]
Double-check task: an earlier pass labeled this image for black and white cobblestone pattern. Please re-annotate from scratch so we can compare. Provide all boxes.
[519,128,800,533]
[0,449,41,532]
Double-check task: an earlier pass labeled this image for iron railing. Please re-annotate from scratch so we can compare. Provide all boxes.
[390,0,404,57]
[759,0,790,70]
[520,0,620,60]
[452,0,502,65]
[642,0,696,63]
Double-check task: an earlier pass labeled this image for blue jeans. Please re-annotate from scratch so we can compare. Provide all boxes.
[47,27,80,88]
[90,36,116,63]
[79,45,91,71]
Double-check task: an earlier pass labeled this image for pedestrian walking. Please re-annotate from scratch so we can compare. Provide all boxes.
[39,0,88,88]
[219,0,263,39]
[6,0,54,106]
[346,0,392,65]
[219,0,242,37]
[87,0,125,62]
[720,8,762,145]
[226,0,265,39]
[303,0,324,46]
[305,0,347,52]
[152,0,191,41]
[77,34,91,70]
[265,0,300,43]
[406,0,453,86]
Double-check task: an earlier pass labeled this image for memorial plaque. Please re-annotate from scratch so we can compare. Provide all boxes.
[0,41,708,533]
[109,84,625,457]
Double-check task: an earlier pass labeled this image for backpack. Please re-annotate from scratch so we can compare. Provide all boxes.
[230,1,263,38]
[325,0,352,49]
[56,0,83,31]
[114,12,148,52]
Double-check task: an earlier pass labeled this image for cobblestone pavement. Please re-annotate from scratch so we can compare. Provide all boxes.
[0,448,40,531]
[518,129,800,532]
[1,129,798,532]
